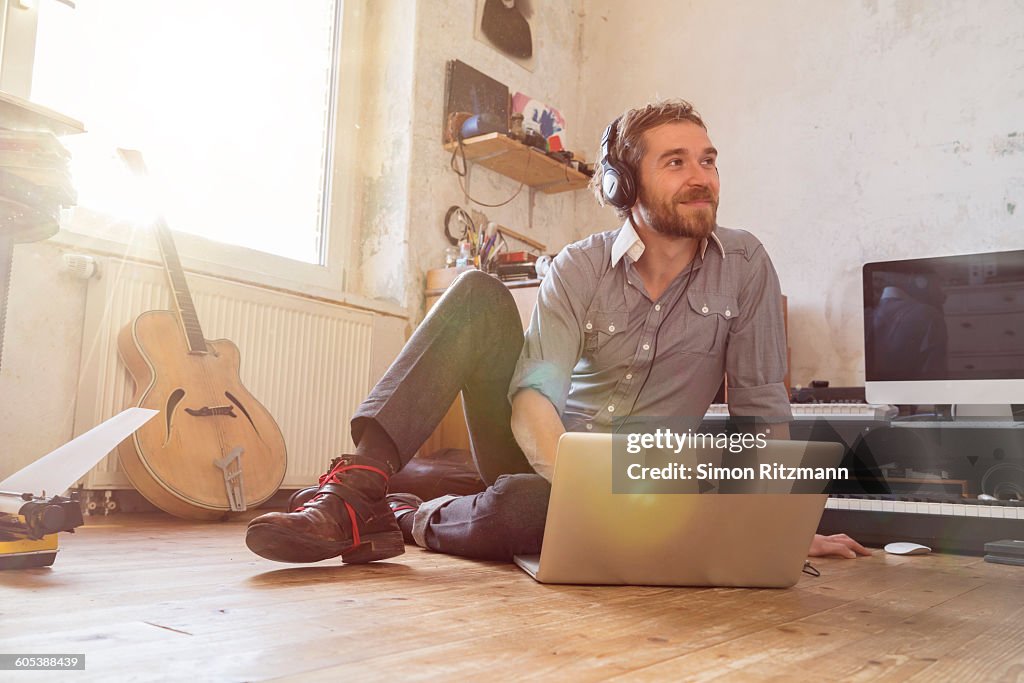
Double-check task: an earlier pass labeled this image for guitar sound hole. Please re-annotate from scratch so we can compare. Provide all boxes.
[225,391,260,436]
[165,388,186,444]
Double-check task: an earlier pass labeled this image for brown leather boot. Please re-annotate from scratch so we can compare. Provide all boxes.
[386,492,423,545]
[245,455,405,564]
[286,485,319,512]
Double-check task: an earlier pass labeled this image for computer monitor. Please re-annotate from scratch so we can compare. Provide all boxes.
[863,249,1024,415]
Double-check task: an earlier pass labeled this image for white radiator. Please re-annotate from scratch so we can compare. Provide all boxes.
[74,258,375,490]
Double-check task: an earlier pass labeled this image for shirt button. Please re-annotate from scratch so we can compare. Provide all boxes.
[701,305,709,314]
[586,423,593,431]
[654,304,661,311]
[607,405,615,412]
[642,343,650,351]
[608,325,615,332]
[625,373,633,380]
[725,309,732,318]
[585,322,593,330]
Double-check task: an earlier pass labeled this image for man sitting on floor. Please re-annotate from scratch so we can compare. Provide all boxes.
[245,99,869,564]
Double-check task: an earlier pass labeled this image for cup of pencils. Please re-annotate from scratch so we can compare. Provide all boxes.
[477,222,505,272]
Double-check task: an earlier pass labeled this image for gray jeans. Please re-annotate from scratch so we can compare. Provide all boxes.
[351,270,549,561]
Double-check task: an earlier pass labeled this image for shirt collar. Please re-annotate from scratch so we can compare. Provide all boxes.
[610,220,725,268]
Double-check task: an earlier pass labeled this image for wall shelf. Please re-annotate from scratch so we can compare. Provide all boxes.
[444,133,590,195]
[0,91,84,136]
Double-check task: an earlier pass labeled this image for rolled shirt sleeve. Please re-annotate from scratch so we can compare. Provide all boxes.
[725,243,793,423]
[508,246,593,414]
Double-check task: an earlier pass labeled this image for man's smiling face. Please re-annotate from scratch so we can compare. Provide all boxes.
[634,121,720,239]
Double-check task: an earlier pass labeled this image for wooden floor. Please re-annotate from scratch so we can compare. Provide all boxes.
[2,513,1024,682]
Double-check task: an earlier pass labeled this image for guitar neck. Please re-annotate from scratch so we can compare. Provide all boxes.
[154,219,208,354]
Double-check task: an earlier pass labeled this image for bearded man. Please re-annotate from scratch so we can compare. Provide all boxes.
[245,99,869,564]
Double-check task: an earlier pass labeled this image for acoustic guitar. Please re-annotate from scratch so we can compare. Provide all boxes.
[115,149,287,520]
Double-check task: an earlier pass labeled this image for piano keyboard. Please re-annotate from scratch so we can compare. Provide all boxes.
[699,404,1023,553]
[704,403,896,421]
[820,495,1024,555]
[826,496,1024,520]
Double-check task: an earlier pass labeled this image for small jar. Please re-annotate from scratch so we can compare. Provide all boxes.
[509,113,525,141]
[455,241,473,270]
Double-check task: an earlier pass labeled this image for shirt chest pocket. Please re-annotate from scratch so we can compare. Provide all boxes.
[682,291,738,356]
[583,310,628,359]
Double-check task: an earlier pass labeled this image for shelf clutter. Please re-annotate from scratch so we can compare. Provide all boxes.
[426,266,540,295]
[444,133,590,195]
[0,91,83,241]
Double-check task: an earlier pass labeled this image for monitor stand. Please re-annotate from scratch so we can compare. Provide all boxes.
[951,404,1015,422]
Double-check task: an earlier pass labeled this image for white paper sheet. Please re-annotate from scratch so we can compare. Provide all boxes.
[0,408,158,496]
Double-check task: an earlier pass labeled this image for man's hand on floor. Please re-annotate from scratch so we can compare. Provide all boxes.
[809,533,872,558]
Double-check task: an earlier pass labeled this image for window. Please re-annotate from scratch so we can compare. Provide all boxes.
[16,0,353,293]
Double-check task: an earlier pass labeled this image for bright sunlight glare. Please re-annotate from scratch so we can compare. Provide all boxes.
[30,0,337,264]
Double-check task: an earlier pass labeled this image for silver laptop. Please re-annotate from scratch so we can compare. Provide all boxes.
[513,433,845,587]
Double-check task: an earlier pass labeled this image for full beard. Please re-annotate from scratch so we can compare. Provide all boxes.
[638,187,718,239]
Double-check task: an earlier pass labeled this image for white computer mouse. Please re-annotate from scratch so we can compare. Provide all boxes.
[884,542,932,555]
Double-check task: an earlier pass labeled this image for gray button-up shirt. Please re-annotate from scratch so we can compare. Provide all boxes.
[509,221,792,431]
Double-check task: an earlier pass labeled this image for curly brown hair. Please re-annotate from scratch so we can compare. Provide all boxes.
[589,99,708,218]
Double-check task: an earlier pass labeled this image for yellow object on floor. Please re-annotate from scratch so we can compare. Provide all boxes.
[0,532,58,569]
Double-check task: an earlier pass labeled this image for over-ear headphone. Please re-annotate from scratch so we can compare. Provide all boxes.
[599,116,637,212]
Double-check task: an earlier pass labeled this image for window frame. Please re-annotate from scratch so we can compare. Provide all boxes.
[0,0,387,312]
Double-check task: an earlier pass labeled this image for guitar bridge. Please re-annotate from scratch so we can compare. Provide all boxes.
[185,405,237,418]
[214,446,246,512]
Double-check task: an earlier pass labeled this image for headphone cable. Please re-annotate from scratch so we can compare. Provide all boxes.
[450,138,526,208]
[614,244,699,433]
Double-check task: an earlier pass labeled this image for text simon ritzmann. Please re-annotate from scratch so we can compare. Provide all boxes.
[626,462,849,481]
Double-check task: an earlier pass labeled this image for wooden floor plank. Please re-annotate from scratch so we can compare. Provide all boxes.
[613,620,874,682]
[753,580,1024,681]
[797,570,987,634]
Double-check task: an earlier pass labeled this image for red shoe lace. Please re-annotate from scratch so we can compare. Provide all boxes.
[296,458,392,552]
[316,457,391,488]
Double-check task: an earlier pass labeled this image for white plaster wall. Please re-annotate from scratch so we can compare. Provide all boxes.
[352,0,418,308]
[405,0,587,323]
[0,241,88,480]
[349,0,592,323]
[578,0,1024,387]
